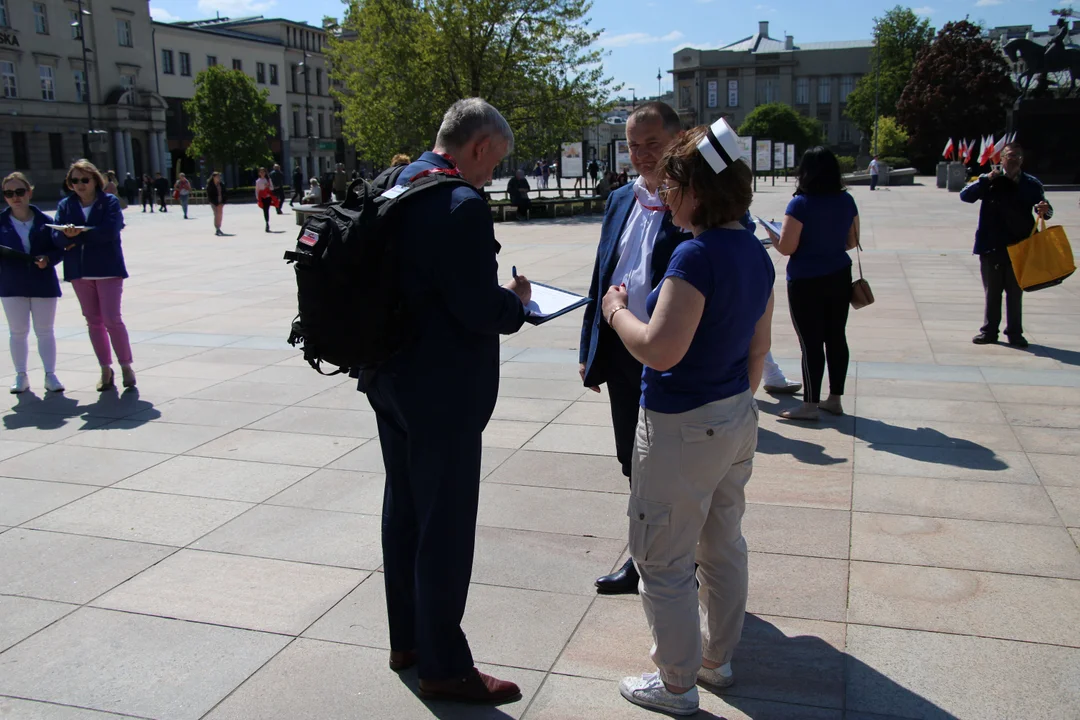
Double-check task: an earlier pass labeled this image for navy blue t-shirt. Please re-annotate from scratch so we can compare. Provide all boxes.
[784,192,857,281]
[641,227,775,414]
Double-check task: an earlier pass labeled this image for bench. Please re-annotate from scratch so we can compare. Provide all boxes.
[292,204,327,226]
[490,195,604,222]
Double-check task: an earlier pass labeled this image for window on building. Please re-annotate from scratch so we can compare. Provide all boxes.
[318,111,325,137]
[818,77,831,104]
[316,68,322,95]
[269,64,278,85]
[70,10,81,39]
[117,18,133,47]
[292,108,300,136]
[256,62,266,83]
[74,69,87,102]
[0,60,16,98]
[840,75,854,102]
[12,131,29,169]
[290,63,298,92]
[821,121,830,142]
[120,73,135,104]
[180,52,191,76]
[33,2,48,34]
[39,65,55,101]
[232,58,242,71]
[49,133,64,169]
[0,0,9,29]
[161,49,174,75]
[795,77,809,104]
[755,77,779,105]
[207,55,217,67]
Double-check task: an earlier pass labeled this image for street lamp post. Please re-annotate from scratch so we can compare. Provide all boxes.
[630,87,637,109]
[298,53,313,181]
[872,43,880,156]
[657,68,662,98]
[73,1,94,160]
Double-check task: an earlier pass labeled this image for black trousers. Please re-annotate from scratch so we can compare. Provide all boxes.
[366,377,481,682]
[604,336,644,482]
[788,266,852,404]
[157,191,168,210]
[980,250,1023,338]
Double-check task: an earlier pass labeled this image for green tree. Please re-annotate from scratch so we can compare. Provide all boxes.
[737,103,824,159]
[844,6,934,136]
[871,116,909,157]
[185,65,277,171]
[327,0,618,165]
[896,19,1017,171]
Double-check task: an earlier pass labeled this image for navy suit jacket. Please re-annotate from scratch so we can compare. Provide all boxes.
[368,152,525,428]
[579,184,692,388]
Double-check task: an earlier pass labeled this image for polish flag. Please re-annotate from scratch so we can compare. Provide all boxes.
[979,134,995,165]
[965,139,976,164]
[992,134,1009,164]
[942,138,955,160]
[959,139,968,162]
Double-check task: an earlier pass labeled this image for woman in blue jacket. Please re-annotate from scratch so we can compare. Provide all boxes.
[1,172,64,394]
[53,159,134,392]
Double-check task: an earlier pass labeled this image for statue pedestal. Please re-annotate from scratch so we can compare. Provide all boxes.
[947,162,967,192]
[936,162,948,189]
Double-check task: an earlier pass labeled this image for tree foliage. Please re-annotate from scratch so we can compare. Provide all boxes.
[896,19,1017,170]
[326,0,618,165]
[737,103,824,158]
[184,66,277,170]
[871,116,909,157]
[844,6,934,135]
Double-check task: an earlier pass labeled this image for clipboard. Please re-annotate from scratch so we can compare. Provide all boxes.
[0,245,36,263]
[523,281,591,325]
[45,224,94,231]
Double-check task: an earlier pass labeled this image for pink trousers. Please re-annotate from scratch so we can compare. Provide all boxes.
[71,278,133,367]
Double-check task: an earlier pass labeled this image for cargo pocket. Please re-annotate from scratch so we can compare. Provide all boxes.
[679,420,725,479]
[627,495,671,564]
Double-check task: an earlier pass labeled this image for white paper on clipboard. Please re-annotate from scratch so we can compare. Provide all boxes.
[755,216,781,245]
[523,282,589,322]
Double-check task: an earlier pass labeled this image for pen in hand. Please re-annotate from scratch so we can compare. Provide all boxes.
[512,266,517,279]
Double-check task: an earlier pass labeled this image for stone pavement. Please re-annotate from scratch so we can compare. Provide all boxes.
[1,180,1079,719]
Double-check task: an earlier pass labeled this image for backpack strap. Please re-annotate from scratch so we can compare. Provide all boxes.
[377,172,476,215]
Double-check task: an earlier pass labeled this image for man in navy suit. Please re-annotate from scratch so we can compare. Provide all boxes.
[363,98,531,704]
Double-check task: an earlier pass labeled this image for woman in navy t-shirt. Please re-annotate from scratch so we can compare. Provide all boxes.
[601,121,774,716]
[766,147,859,421]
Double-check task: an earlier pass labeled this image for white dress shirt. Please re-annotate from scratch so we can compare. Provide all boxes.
[610,177,667,322]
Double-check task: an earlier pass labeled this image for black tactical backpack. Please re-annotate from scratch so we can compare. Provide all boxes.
[284,173,471,375]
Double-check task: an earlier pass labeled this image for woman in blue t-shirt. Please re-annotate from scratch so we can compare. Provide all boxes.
[767,147,859,421]
[601,121,775,717]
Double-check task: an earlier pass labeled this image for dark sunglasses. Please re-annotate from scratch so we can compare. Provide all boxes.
[3,188,28,198]
[70,177,93,185]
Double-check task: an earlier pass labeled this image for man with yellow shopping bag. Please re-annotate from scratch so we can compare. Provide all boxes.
[960,143,1052,348]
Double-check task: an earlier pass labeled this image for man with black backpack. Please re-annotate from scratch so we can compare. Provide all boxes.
[363,98,531,704]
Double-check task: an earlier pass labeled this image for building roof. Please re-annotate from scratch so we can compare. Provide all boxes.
[798,39,874,50]
[716,34,872,53]
[153,21,282,46]
[177,16,326,31]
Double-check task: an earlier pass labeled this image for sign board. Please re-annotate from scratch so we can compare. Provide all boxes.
[755,139,772,172]
[727,79,738,107]
[614,139,632,174]
[773,143,786,170]
[707,80,718,109]
[736,136,753,165]
[786,144,796,168]
[317,140,336,152]
[560,141,583,178]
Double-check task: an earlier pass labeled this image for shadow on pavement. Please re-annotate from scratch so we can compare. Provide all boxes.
[1025,343,1080,369]
[713,615,957,719]
[3,388,160,431]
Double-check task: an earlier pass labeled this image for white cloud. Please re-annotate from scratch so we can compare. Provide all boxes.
[601,30,684,48]
[196,0,277,15]
[974,0,1002,6]
[755,4,777,13]
[149,5,182,22]
[912,5,934,14]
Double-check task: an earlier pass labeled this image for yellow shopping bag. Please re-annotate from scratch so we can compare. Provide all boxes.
[1007,219,1075,292]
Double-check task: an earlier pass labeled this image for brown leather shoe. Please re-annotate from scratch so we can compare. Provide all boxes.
[389,650,417,672]
[419,668,521,704]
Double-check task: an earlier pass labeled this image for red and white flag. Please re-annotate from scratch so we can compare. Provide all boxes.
[959,139,968,162]
[942,138,955,160]
[979,135,995,165]
[965,139,976,163]
[992,134,1008,164]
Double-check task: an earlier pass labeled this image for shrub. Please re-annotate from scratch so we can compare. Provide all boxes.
[836,156,856,174]
[881,156,911,169]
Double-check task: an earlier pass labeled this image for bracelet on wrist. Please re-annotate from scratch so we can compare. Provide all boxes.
[608,305,628,326]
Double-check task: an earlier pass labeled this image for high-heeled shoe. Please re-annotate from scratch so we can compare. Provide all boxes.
[97,367,115,392]
[121,365,136,389]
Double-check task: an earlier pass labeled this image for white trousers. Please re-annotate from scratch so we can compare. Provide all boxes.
[1,296,58,374]
[763,351,787,385]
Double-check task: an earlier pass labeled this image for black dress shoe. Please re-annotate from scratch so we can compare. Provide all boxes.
[972,333,998,345]
[596,557,639,595]
[1007,335,1029,348]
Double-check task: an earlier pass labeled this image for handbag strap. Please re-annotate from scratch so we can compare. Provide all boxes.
[855,241,865,281]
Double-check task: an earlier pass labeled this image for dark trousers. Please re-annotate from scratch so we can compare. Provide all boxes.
[604,337,643,482]
[260,199,271,225]
[366,378,481,681]
[291,185,303,204]
[157,191,168,211]
[512,196,532,217]
[980,250,1023,338]
[142,191,153,212]
[869,174,878,191]
[274,187,285,213]
[789,266,852,404]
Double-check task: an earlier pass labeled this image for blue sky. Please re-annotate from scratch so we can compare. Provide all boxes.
[149,0,1071,100]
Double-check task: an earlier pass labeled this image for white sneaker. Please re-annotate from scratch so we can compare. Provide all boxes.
[619,672,699,716]
[43,373,65,393]
[697,662,734,689]
[10,373,29,394]
[764,378,802,395]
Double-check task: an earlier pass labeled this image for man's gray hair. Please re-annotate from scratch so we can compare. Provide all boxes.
[435,98,514,154]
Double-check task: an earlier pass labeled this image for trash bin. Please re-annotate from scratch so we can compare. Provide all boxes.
[936,162,948,189]
[947,162,967,192]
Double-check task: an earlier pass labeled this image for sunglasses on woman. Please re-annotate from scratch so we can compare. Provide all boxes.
[70,177,93,185]
[2,188,28,198]
[657,184,677,203]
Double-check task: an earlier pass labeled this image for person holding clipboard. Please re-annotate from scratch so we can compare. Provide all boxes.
[1,172,64,394]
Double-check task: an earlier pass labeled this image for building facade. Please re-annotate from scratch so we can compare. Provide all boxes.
[0,0,168,199]
[670,21,871,154]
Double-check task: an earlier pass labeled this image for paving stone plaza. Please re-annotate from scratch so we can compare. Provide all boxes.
[1,179,1079,719]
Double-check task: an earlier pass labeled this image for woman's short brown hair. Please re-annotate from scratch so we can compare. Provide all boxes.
[391,153,412,166]
[659,126,753,228]
[65,159,106,191]
[2,172,33,191]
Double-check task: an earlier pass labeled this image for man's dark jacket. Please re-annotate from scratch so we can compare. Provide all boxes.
[960,172,1053,255]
